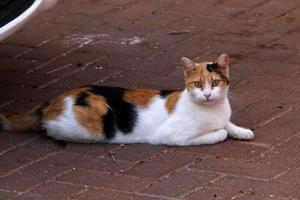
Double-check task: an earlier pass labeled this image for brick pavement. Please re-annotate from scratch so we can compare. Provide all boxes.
[0,0,300,199]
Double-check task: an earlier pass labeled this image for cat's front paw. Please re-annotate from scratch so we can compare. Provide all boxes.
[230,128,254,140]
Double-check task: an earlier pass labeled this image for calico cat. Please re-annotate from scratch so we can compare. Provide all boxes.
[0,54,254,146]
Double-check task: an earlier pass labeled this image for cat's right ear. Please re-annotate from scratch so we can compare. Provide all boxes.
[181,57,195,77]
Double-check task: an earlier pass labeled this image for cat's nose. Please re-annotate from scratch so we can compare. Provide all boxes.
[204,94,211,99]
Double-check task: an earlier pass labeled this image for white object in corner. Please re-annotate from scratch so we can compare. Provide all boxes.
[0,0,58,41]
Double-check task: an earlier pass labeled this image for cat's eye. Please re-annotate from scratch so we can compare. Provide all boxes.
[194,81,202,88]
[212,80,220,87]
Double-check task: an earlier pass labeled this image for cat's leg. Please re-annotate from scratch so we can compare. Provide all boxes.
[188,129,228,145]
[149,128,228,146]
[225,121,254,140]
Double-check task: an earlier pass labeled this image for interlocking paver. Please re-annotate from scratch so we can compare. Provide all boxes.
[183,187,238,200]
[123,150,196,178]
[0,0,299,199]
[141,168,220,198]
[16,182,83,200]
[56,168,154,193]
[72,187,158,200]
[189,155,288,179]
[210,175,299,198]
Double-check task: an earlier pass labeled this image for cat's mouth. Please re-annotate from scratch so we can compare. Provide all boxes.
[201,98,216,104]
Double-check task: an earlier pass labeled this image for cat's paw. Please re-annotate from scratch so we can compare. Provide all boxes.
[229,128,254,140]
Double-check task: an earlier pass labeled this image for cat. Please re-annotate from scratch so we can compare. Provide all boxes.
[0,54,254,146]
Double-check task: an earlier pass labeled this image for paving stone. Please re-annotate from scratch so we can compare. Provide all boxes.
[117,11,188,36]
[257,137,300,168]
[19,36,80,61]
[287,51,300,64]
[273,31,300,51]
[0,71,52,87]
[293,192,300,199]
[247,48,297,63]
[230,82,270,113]
[42,65,121,90]
[164,0,242,18]
[124,150,195,178]
[53,13,105,26]
[4,22,77,47]
[252,105,300,146]
[211,176,299,198]
[73,187,157,200]
[56,168,154,192]
[0,131,36,155]
[176,139,268,161]
[53,1,115,16]
[0,44,29,57]
[231,95,294,129]
[236,194,291,200]
[17,182,83,200]
[101,0,135,6]
[0,99,40,113]
[43,152,134,173]
[34,52,105,76]
[0,156,69,192]
[108,143,166,162]
[107,70,183,90]
[142,168,220,198]
[275,166,300,185]
[253,8,300,38]
[0,57,40,72]
[0,191,19,199]
[0,84,60,102]
[183,187,238,200]
[189,156,288,179]
[101,2,163,27]
[62,143,119,157]
[237,0,299,27]
[0,138,62,175]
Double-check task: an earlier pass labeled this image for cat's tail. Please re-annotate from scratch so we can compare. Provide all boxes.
[0,106,43,132]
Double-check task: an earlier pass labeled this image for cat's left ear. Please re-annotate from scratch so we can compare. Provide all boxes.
[216,53,229,69]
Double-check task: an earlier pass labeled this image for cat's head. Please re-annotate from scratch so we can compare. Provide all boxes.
[181,54,229,105]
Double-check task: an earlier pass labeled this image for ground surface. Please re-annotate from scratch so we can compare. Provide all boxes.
[0,0,300,199]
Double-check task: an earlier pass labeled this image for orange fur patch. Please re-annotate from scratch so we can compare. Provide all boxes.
[165,91,181,113]
[43,88,87,121]
[4,107,42,131]
[185,62,228,91]
[123,89,160,107]
[73,93,108,135]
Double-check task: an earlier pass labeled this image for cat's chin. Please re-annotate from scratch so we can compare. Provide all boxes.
[201,100,217,105]
[195,98,224,106]
[192,98,215,105]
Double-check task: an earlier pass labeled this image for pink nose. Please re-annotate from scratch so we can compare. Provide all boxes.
[204,94,211,99]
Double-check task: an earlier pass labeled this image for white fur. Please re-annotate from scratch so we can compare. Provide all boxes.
[43,97,105,143]
[42,86,254,146]
[147,90,232,145]
[110,96,169,143]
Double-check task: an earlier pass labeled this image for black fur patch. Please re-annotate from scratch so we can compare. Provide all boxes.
[206,63,219,72]
[206,63,229,85]
[88,86,137,140]
[75,92,90,107]
[160,90,174,98]
[102,107,116,140]
[0,121,3,131]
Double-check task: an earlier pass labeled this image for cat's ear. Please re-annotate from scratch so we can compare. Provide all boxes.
[216,53,229,69]
[181,57,196,77]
